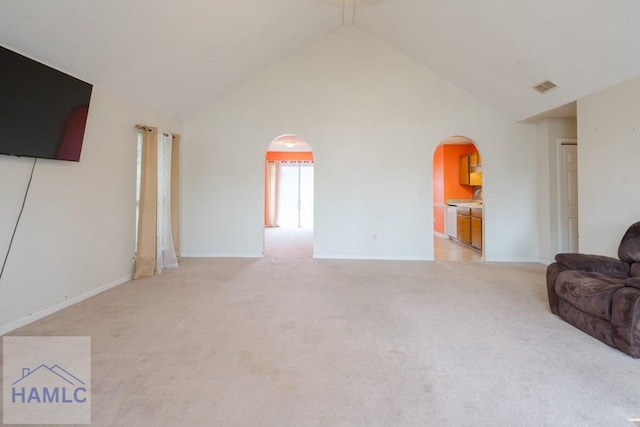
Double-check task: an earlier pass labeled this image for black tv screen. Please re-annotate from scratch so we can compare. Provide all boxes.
[0,45,93,162]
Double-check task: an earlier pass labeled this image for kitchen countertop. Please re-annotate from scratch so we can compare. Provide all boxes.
[446,199,483,208]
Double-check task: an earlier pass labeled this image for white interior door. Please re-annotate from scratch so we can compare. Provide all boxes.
[559,143,578,252]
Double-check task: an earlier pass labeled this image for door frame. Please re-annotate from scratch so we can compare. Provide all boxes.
[263,137,315,257]
[556,138,578,253]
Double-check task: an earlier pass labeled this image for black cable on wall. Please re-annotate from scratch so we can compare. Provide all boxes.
[0,157,37,282]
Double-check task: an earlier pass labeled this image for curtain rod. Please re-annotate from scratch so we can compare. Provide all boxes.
[135,124,178,139]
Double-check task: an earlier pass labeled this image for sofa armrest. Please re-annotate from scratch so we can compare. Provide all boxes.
[612,287,640,358]
[546,262,566,315]
[554,253,630,278]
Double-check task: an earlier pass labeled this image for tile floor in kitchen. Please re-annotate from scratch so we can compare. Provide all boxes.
[434,234,483,262]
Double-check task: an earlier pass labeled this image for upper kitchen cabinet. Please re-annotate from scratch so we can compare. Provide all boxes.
[469,152,480,168]
[459,154,470,185]
[460,152,483,186]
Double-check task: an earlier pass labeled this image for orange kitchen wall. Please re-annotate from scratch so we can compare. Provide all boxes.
[444,144,476,200]
[433,146,445,233]
[264,151,314,226]
[432,143,478,234]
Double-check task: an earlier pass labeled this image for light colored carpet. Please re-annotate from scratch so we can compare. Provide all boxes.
[264,226,313,258]
[3,257,640,426]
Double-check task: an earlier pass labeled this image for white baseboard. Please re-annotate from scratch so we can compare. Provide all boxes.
[483,257,543,264]
[0,274,132,336]
[181,253,263,258]
[313,254,434,261]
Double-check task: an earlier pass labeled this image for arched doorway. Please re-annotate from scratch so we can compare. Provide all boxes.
[264,134,314,258]
[432,136,483,261]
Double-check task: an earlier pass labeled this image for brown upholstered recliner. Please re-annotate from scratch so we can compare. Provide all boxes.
[547,222,640,358]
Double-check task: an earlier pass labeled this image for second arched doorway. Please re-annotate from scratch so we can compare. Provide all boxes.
[264,134,314,258]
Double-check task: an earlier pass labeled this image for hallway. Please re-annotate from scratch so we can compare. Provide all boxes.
[434,234,482,262]
[263,230,480,262]
[264,227,313,258]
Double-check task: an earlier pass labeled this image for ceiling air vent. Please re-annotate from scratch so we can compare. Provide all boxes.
[534,80,558,94]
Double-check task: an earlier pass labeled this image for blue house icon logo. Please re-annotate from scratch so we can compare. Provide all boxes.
[12,364,88,404]
[3,336,91,424]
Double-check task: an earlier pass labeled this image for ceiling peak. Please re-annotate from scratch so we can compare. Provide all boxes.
[343,0,355,26]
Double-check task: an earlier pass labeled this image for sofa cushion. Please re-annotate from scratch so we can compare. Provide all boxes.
[619,221,640,263]
[554,253,630,278]
[555,270,625,320]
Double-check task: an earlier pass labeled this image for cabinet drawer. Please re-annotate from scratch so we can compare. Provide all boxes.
[456,207,471,216]
[471,207,483,218]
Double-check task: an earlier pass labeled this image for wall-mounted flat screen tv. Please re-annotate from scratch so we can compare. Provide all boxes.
[0,45,93,162]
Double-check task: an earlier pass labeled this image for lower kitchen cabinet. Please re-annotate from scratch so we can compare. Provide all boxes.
[456,206,482,251]
[456,207,471,245]
[471,207,483,250]
[471,217,482,250]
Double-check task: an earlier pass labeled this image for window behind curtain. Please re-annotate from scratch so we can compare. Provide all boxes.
[278,161,314,228]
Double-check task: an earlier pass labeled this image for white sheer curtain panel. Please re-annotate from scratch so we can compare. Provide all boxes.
[278,164,299,227]
[277,161,314,228]
[156,131,178,273]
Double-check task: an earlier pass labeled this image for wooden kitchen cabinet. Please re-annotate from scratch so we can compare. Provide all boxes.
[471,217,482,250]
[460,152,482,186]
[456,207,471,245]
[455,206,482,250]
[469,152,481,168]
[459,155,470,185]
[471,208,483,250]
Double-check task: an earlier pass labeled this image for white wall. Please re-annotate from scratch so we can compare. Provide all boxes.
[183,27,538,262]
[536,119,577,263]
[0,84,181,333]
[578,75,640,257]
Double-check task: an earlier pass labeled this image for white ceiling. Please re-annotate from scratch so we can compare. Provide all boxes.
[1,0,639,121]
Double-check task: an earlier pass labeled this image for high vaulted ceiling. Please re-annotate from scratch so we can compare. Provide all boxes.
[1,0,639,121]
